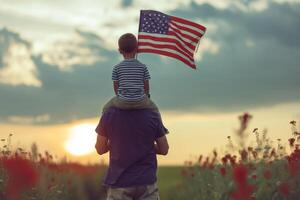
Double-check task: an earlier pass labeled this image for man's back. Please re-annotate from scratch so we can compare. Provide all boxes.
[95,107,167,187]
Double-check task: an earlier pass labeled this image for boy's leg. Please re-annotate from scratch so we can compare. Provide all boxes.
[102,97,119,113]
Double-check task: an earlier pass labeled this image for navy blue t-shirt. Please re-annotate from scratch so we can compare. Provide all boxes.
[95,108,167,187]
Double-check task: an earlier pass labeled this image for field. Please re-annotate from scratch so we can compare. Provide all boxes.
[0,113,300,200]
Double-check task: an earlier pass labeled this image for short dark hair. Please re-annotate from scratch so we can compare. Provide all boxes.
[118,33,137,53]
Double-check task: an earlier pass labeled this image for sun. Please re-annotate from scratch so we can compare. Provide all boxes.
[65,124,97,156]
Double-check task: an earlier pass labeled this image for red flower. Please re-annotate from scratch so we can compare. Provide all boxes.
[233,165,248,186]
[286,148,300,175]
[263,170,272,180]
[220,167,226,176]
[232,164,255,200]
[1,156,39,200]
[278,182,289,196]
[231,184,255,200]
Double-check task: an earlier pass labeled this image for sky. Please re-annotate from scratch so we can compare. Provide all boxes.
[0,0,300,165]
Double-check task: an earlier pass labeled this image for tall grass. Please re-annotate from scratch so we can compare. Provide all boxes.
[171,113,300,200]
[1,113,299,199]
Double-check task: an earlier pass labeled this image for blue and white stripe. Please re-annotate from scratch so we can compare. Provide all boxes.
[112,59,150,102]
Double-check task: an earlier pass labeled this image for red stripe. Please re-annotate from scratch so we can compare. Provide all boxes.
[171,16,206,32]
[170,21,203,38]
[138,34,194,57]
[169,26,199,44]
[168,31,196,50]
[138,41,194,62]
[138,48,196,69]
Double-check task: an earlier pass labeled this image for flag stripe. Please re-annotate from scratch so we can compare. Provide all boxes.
[138,45,194,65]
[169,25,199,44]
[171,16,206,32]
[170,21,204,38]
[138,41,194,62]
[138,33,194,54]
[138,10,206,69]
[138,48,196,68]
[168,31,196,50]
[171,21,205,36]
[138,38,194,58]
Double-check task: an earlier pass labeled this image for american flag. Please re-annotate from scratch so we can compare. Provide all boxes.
[137,10,206,69]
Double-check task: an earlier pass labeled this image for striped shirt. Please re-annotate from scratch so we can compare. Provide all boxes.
[112,59,151,102]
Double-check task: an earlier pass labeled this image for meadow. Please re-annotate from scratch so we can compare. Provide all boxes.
[0,113,299,200]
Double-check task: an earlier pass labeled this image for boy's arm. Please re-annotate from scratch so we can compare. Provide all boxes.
[113,81,119,95]
[144,80,150,96]
[155,135,169,155]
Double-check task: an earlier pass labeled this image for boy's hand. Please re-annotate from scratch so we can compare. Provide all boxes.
[144,80,149,95]
[113,81,119,95]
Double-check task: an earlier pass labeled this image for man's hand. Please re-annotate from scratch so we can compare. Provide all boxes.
[155,135,169,155]
[95,135,110,155]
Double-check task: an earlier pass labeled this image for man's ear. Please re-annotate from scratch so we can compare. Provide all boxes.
[118,48,123,54]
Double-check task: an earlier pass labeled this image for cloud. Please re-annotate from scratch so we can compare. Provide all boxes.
[172,1,300,48]
[0,1,300,125]
[42,29,108,71]
[195,38,220,61]
[0,28,41,87]
[5,114,50,125]
[121,0,133,7]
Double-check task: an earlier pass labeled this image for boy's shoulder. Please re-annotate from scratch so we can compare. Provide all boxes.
[113,59,147,69]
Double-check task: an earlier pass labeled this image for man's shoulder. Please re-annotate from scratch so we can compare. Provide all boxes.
[103,107,158,118]
[112,61,123,70]
[119,59,146,68]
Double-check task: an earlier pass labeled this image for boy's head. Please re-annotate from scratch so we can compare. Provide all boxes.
[118,33,137,56]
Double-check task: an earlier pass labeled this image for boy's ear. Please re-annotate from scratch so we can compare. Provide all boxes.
[118,48,123,54]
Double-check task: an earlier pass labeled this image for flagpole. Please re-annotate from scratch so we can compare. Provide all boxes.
[136,10,142,60]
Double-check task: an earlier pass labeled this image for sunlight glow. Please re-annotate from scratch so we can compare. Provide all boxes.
[65,124,97,156]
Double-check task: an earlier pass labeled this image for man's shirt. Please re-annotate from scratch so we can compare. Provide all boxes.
[95,108,167,187]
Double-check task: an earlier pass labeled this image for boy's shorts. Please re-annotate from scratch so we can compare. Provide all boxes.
[103,96,159,113]
[106,183,160,200]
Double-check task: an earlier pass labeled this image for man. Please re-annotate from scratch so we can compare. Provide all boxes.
[95,107,169,200]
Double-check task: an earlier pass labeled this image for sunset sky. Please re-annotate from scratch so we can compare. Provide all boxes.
[0,0,299,165]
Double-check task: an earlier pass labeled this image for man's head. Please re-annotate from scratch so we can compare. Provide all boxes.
[118,33,137,57]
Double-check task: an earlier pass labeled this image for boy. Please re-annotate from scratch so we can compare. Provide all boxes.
[103,33,159,113]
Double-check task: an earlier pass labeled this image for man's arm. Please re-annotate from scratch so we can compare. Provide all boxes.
[113,81,119,95]
[144,80,149,96]
[155,135,169,155]
[95,134,110,155]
